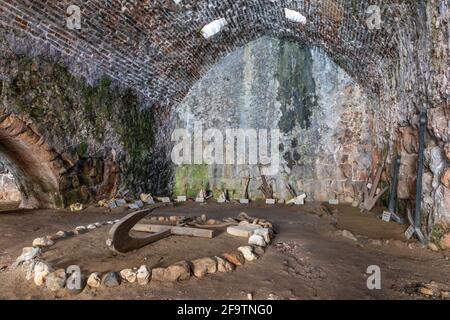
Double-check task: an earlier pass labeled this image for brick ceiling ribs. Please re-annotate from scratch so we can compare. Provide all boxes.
[0,0,427,108]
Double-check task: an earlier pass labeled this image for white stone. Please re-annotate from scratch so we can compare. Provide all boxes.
[34,261,52,286]
[201,18,227,39]
[14,247,41,268]
[176,196,187,202]
[284,8,307,24]
[24,259,38,280]
[87,224,97,230]
[248,234,267,247]
[94,222,102,227]
[227,224,261,238]
[32,237,54,247]
[240,199,249,204]
[342,230,358,241]
[87,272,101,288]
[120,268,137,283]
[254,228,271,244]
[136,265,150,285]
[238,246,258,262]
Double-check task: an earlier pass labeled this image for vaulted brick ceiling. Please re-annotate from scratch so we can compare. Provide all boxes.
[0,0,424,106]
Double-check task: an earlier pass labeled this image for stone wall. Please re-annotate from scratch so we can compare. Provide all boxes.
[0,53,171,208]
[0,1,447,225]
[175,37,373,202]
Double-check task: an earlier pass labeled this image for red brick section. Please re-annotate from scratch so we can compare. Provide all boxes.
[0,0,421,106]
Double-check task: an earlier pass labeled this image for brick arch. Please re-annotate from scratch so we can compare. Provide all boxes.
[0,0,421,107]
[0,0,447,222]
[0,113,69,208]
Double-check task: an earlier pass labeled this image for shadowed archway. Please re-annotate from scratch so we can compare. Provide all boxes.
[0,113,67,208]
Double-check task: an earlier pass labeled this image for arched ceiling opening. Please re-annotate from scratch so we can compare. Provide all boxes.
[0,0,425,108]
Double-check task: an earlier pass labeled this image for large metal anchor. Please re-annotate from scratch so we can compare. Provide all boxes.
[107,205,215,254]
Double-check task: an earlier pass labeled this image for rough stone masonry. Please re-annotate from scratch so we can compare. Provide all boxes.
[0,1,448,227]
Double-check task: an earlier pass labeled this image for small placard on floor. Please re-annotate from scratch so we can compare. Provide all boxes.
[294,198,304,205]
[195,197,205,203]
[265,199,276,205]
[382,211,391,222]
[405,225,415,240]
[176,196,187,202]
[328,199,339,205]
[240,199,249,204]
[160,197,171,203]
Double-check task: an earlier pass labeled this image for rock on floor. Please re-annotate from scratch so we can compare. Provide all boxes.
[120,269,137,283]
[248,234,267,247]
[102,272,121,288]
[45,269,66,291]
[238,246,258,262]
[23,259,38,280]
[32,237,54,247]
[254,228,271,243]
[55,231,70,238]
[34,261,52,286]
[136,265,150,285]
[152,261,191,282]
[222,252,245,266]
[215,256,235,273]
[191,257,217,279]
[13,247,41,268]
[87,272,102,288]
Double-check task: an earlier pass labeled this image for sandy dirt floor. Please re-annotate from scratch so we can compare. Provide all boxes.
[0,201,449,300]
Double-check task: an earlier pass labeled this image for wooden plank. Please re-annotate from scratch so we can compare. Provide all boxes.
[133,224,215,238]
